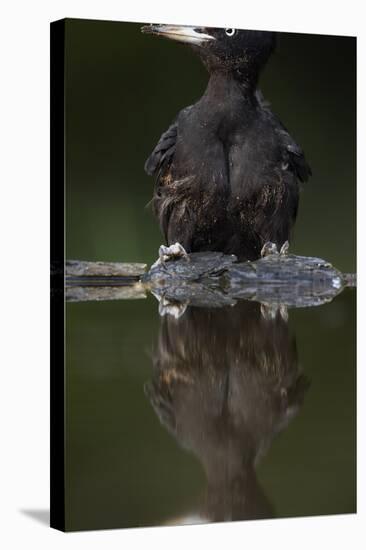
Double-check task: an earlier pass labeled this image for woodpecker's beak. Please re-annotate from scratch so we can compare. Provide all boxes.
[141,24,215,45]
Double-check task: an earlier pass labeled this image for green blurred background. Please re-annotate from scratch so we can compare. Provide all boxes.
[65,18,356,271]
[63,19,356,531]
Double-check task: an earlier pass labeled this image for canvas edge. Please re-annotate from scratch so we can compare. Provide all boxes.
[50,18,66,533]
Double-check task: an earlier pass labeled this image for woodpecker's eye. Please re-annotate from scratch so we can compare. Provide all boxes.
[225,28,236,37]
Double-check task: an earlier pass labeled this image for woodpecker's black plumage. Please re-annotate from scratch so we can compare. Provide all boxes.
[142,25,311,261]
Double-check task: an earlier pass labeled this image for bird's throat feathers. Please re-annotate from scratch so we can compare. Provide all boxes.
[203,70,259,106]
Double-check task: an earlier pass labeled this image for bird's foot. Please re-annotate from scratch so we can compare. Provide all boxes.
[260,303,289,322]
[280,240,290,256]
[260,241,290,258]
[151,290,188,319]
[159,297,188,319]
[151,242,190,269]
[261,241,279,257]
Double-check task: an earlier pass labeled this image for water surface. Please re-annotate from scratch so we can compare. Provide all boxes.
[65,289,356,531]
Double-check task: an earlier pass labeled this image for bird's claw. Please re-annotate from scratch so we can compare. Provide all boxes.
[159,242,190,263]
[261,241,279,257]
[151,242,190,269]
[159,297,188,319]
[260,303,289,322]
[280,240,290,256]
[151,290,188,319]
[261,241,289,258]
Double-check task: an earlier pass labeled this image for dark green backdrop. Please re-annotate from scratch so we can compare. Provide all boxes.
[65,19,356,271]
[64,19,356,530]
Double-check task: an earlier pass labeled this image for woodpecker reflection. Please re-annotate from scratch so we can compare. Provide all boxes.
[146,301,309,522]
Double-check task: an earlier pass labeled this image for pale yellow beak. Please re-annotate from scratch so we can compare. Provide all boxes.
[141,24,215,45]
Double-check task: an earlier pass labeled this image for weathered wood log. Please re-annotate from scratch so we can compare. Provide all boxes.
[66,260,146,278]
[65,260,147,302]
[64,252,356,308]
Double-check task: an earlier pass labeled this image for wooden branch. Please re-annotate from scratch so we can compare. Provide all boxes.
[64,252,356,308]
[66,260,146,277]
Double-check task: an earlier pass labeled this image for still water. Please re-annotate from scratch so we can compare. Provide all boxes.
[65,290,356,531]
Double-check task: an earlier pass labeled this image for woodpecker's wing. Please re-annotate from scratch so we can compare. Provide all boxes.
[145,106,194,178]
[256,89,312,183]
[276,126,312,183]
[144,121,178,177]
